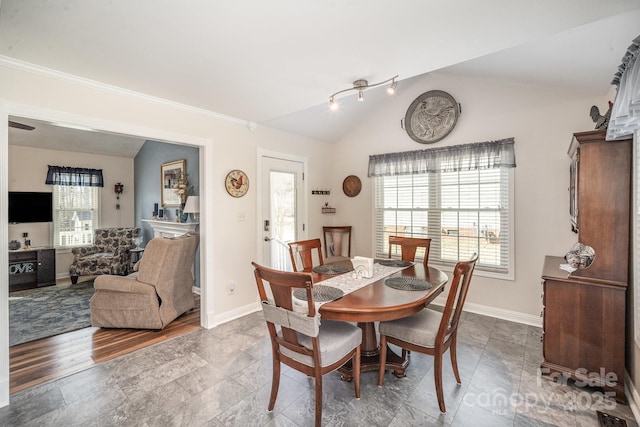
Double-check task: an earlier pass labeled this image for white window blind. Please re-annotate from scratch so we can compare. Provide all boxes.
[370,139,515,277]
[53,185,100,249]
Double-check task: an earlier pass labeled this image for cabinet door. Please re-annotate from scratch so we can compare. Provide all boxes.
[36,249,56,287]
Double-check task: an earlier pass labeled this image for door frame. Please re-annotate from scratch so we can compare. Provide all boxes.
[0,101,212,406]
[256,148,308,265]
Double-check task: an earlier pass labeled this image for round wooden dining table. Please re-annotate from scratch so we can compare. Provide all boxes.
[314,261,448,380]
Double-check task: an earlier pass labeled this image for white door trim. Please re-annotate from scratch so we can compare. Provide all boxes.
[0,101,213,407]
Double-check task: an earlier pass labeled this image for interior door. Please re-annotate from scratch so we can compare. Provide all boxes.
[260,155,305,270]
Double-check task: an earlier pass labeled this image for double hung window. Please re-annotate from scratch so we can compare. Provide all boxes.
[46,166,103,249]
[370,139,516,277]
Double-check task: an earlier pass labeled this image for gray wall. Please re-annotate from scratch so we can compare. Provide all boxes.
[134,140,200,286]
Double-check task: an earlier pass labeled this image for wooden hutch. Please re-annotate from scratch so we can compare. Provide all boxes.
[541,129,631,402]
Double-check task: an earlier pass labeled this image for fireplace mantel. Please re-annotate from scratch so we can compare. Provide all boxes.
[142,219,199,238]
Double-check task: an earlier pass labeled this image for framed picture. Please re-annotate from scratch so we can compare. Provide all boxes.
[161,159,185,207]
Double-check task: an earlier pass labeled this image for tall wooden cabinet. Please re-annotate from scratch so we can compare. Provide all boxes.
[541,130,631,402]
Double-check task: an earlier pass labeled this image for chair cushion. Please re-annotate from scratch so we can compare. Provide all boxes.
[280,320,362,368]
[379,308,443,348]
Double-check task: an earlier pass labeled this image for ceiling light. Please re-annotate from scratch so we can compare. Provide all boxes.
[387,80,398,95]
[329,75,398,110]
[329,96,338,111]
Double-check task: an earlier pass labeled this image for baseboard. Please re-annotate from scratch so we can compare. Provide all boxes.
[0,378,8,408]
[625,371,640,423]
[432,295,543,327]
[210,301,261,328]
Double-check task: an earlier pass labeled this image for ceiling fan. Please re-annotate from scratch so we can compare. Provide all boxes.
[8,120,35,131]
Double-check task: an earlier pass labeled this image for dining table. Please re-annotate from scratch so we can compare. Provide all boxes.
[312,260,448,380]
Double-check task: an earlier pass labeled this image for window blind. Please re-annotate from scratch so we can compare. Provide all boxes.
[372,139,515,276]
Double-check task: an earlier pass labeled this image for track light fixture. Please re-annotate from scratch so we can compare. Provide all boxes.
[329,75,398,110]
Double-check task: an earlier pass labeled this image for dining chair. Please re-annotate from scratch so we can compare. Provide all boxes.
[288,238,324,272]
[322,226,352,263]
[388,235,431,267]
[377,254,478,413]
[251,262,362,427]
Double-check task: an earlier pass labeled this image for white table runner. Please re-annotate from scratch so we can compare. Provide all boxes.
[293,261,413,313]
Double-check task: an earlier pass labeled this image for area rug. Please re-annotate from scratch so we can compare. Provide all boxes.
[9,281,95,346]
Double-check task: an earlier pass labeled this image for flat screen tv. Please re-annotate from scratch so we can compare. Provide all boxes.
[8,191,53,223]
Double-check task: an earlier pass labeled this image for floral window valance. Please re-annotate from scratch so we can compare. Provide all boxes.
[367,138,516,177]
[45,165,104,187]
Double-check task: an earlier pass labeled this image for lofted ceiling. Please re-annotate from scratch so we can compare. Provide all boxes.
[1,0,640,152]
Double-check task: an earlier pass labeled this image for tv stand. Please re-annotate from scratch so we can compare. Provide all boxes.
[9,248,56,292]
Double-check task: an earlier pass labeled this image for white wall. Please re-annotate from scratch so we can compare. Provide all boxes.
[328,71,607,319]
[8,145,135,278]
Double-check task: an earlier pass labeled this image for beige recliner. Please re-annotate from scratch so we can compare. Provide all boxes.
[90,233,199,330]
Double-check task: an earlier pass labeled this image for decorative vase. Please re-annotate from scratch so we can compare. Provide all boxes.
[180,203,189,223]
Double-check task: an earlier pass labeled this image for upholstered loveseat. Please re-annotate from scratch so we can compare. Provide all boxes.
[69,227,141,284]
[90,232,199,330]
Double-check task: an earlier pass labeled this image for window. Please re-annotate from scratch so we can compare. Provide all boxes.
[370,139,515,277]
[45,165,104,249]
[53,185,100,248]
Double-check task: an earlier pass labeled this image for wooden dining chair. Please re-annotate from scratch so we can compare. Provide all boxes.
[251,262,361,427]
[378,254,478,413]
[388,235,431,267]
[323,226,352,263]
[288,238,324,272]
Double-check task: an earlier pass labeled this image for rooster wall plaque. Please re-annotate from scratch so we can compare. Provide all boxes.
[225,169,249,197]
[404,90,460,144]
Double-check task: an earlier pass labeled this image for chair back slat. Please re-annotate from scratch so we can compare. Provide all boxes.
[388,236,431,267]
[288,238,324,272]
[322,226,352,258]
[437,254,477,342]
[252,262,317,347]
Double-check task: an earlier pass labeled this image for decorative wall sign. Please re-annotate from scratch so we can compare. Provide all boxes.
[404,90,460,144]
[342,175,362,197]
[225,169,249,197]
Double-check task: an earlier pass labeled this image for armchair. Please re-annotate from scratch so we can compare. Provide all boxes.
[90,233,199,330]
[69,227,141,284]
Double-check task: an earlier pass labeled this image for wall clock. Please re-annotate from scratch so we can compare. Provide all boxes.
[225,169,249,197]
[404,90,460,144]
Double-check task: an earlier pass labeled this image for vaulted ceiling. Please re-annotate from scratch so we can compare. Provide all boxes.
[2,0,640,150]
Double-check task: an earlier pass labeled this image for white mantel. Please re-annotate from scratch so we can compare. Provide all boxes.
[142,219,199,238]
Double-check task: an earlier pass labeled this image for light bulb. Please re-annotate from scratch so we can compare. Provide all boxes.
[329,97,338,111]
[387,80,397,95]
[358,90,364,102]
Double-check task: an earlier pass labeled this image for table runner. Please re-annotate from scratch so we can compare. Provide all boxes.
[292,261,413,313]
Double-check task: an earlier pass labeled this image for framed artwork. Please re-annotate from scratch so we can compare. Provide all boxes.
[161,159,185,207]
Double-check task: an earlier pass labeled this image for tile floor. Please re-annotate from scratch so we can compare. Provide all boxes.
[0,311,637,426]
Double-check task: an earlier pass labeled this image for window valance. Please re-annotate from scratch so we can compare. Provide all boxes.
[367,138,516,177]
[45,165,104,187]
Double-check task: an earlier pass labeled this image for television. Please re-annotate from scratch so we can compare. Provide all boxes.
[8,192,53,223]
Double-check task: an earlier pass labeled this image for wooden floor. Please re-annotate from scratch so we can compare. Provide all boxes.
[9,302,201,394]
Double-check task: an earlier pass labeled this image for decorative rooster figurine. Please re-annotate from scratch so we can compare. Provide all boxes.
[590,101,612,130]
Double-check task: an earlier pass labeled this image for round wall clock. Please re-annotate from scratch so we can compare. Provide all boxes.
[404,90,460,144]
[225,169,249,197]
[342,175,362,197]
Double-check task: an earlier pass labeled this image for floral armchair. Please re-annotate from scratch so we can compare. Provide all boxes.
[69,227,141,284]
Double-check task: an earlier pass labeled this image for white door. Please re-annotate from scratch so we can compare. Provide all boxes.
[260,155,305,270]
